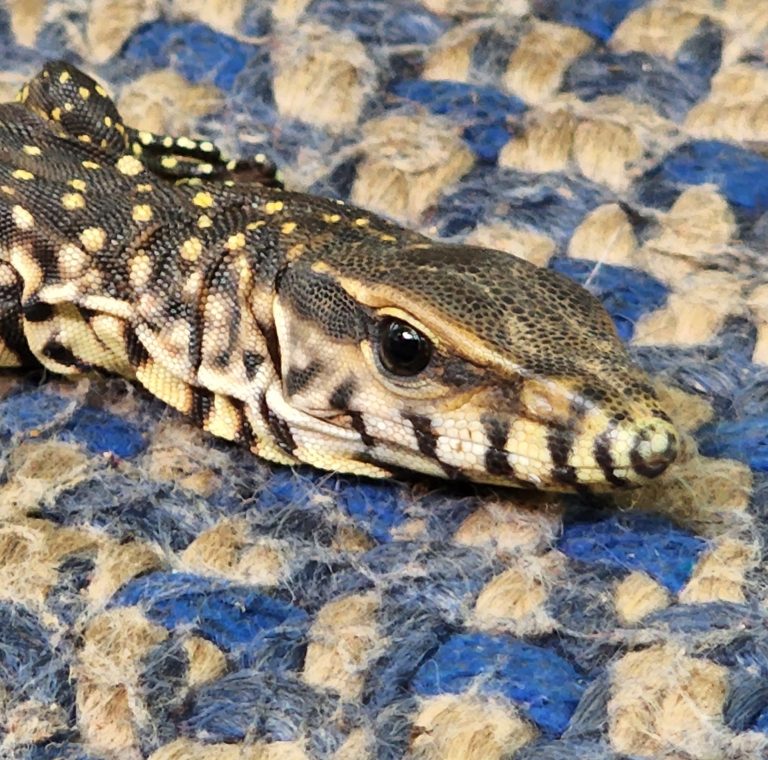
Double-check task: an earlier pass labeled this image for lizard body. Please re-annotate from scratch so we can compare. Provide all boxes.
[0,61,678,491]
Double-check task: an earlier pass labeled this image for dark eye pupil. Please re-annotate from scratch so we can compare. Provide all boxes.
[378,318,432,376]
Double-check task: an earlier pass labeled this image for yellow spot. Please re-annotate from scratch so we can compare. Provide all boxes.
[226,159,237,171]
[198,163,214,174]
[323,213,341,223]
[132,142,142,156]
[59,70,71,84]
[132,204,153,222]
[281,221,298,235]
[192,191,214,208]
[161,156,178,169]
[255,152,267,163]
[265,200,284,214]
[197,214,212,229]
[287,243,305,261]
[176,136,196,150]
[78,134,92,143]
[63,102,74,112]
[116,155,144,176]
[115,123,125,136]
[12,205,34,230]
[246,221,266,230]
[129,251,152,289]
[180,237,203,262]
[50,107,62,121]
[61,192,86,210]
[138,131,153,145]
[225,233,246,250]
[136,183,153,193]
[22,145,41,156]
[18,85,29,103]
[104,115,113,127]
[79,227,107,253]
[0,185,15,195]
[69,178,87,191]
[58,243,89,279]
[161,136,173,148]
[82,160,100,170]
[11,169,34,181]
[95,84,108,97]
[354,217,370,227]
[78,86,90,100]
[199,141,215,152]
[379,234,396,242]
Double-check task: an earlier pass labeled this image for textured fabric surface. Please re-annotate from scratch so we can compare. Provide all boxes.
[0,1,767,759]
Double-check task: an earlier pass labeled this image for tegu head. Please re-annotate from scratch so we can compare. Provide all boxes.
[272,239,679,491]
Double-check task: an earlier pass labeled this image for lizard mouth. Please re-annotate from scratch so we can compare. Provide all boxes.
[334,410,680,491]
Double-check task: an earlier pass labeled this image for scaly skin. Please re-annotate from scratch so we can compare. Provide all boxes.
[0,61,679,491]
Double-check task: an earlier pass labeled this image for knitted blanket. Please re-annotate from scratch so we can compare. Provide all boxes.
[1,1,767,759]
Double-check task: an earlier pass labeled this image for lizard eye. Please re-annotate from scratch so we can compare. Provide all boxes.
[377,318,433,376]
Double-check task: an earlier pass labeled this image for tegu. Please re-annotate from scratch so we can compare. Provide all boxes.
[0,60,679,491]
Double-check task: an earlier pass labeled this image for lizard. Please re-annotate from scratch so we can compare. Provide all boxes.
[0,60,679,492]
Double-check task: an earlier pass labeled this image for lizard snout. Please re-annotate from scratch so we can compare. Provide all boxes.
[627,419,679,479]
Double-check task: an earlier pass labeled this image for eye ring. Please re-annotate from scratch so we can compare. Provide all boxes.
[377,317,433,376]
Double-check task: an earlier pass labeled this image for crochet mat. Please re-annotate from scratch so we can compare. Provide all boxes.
[1,1,767,759]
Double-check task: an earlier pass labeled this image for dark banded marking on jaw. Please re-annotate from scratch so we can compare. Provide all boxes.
[329,378,355,410]
[285,359,321,396]
[593,422,630,488]
[259,391,295,454]
[546,425,578,486]
[482,416,515,478]
[349,411,375,448]
[328,378,375,447]
[404,413,461,479]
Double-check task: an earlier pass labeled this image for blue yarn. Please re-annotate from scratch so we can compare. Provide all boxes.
[62,406,145,458]
[564,51,710,121]
[413,632,586,736]
[0,388,71,437]
[558,513,706,593]
[334,478,409,542]
[0,603,74,713]
[182,669,337,743]
[123,21,261,90]
[436,168,609,240]
[45,475,214,551]
[110,572,308,668]
[644,141,768,213]
[391,79,526,162]
[308,0,447,46]
[697,418,768,472]
[551,256,668,341]
[535,0,645,42]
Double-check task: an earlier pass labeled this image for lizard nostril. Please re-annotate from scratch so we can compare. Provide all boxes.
[629,424,679,479]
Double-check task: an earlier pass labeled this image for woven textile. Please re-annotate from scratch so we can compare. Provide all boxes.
[1,1,768,759]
